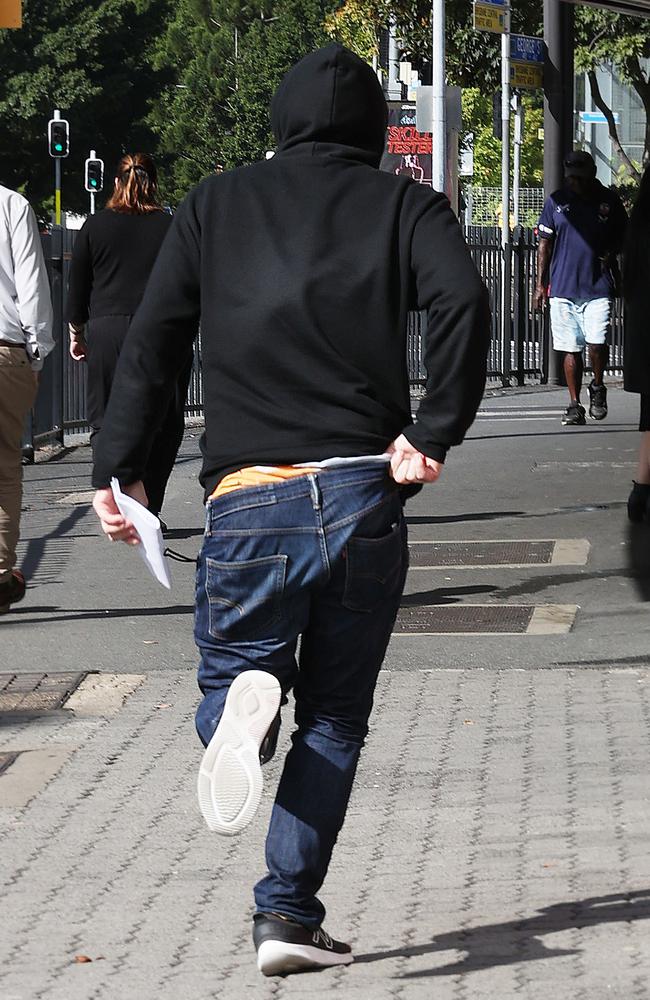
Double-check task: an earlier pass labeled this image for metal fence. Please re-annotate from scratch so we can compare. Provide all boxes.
[30,224,625,447]
[406,226,624,389]
[463,186,545,229]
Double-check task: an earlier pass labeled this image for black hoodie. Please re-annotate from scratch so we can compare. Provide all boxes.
[92,44,490,497]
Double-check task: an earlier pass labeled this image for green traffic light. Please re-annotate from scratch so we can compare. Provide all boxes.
[91,179,97,187]
[55,143,63,151]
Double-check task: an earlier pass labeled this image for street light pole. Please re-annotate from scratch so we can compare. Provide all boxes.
[431,0,446,194]
[501,32,511,247]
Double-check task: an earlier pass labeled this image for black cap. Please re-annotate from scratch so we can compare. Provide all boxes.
[564,150,596,178]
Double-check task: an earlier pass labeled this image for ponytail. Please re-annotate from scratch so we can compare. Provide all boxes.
[105,153,162,215]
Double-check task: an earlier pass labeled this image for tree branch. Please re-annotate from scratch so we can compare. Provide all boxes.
[587,69,641,180]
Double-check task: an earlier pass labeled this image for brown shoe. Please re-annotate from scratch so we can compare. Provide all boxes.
[0,570,26,614]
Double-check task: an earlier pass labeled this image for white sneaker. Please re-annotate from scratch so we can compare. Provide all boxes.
[197,670,281,836]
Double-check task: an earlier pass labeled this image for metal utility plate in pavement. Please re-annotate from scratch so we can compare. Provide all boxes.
[408,539,589,569]
[393,604,578,635]
[0,672,87,712]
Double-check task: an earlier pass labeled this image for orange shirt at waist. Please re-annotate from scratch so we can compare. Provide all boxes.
[210,465,318,500]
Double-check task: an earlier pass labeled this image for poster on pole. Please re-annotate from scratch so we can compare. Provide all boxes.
[380,103,432,187]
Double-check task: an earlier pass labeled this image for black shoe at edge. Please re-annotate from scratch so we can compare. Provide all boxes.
[0,570,26,614]
[588,380,608,420]
[628,481,650,523]
[562,402,586,426]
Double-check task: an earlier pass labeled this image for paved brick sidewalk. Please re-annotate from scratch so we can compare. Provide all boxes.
[1,665,649,1000]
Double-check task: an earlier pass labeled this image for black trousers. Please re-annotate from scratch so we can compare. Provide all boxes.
[87,314,193,516]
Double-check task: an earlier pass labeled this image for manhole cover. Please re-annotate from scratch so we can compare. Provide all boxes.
[0,672,87,712]
[394,604,534,634]
[408,540,555,568]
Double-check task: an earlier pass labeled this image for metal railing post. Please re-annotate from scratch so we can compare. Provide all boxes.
[500,241,512,386]
[512,226,526,386]
[49,225,65,444]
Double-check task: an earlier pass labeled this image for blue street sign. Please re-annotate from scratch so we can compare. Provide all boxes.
[579,110,620,125]
[479,0,508,5]
[510,35,544,63]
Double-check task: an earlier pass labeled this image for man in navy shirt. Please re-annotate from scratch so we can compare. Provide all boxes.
[535,150,627,425]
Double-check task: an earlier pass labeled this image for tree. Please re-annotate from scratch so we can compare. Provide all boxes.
[576,6,650,183]
[325,0,542,91]
[222,0,330,166]
[0,0,169,217]
[148,0,330,203]
[462,88,543,188]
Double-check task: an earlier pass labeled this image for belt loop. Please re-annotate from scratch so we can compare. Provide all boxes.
[308,474,321,511]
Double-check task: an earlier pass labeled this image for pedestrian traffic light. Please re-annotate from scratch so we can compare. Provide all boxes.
[85,157,104,193]
[48,118,69,158]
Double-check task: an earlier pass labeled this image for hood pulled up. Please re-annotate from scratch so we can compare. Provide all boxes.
[271,43,388,164]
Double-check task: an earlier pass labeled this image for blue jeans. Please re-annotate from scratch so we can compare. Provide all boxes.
[194,463,408,927]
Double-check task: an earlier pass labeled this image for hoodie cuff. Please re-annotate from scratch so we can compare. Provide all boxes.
[402,426,448,464]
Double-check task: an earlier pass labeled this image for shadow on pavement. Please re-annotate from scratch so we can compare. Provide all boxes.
[408,503,627,527]
[20,506,88,583]
[401,585,496,606]
[407,511,524,525]
[354,889,650,977]
[162,527,204,540]
[4,604,194,625]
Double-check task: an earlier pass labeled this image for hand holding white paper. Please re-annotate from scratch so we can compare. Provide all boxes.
[110,478,172,589]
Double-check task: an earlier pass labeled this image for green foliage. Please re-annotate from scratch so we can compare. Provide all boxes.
[148,0,330,203]
[223,0,330,167]
[462,88,543,188]
[329,0,542,90]
[575,6,650,178]
[0,0,169,216]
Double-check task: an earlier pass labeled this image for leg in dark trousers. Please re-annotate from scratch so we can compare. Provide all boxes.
[143,351,193,517]
[86,315,132,460]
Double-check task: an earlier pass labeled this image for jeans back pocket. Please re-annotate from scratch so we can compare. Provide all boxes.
[206,554,287,642]
[342,518,406,614]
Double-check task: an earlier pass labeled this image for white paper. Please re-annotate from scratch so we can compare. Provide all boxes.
[110,478,172,590]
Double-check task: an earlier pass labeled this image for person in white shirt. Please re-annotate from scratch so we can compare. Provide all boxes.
[0,184,55,613]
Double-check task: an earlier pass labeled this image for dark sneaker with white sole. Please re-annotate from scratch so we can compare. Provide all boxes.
[588,380,608,420]
[197,670,281,836]
[253,912,353,976]
[561,402,586,426]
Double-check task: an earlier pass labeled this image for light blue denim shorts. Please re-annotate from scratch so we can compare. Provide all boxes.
[549,297,612,352]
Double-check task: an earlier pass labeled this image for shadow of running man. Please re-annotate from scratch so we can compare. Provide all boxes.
[353,888,650,977]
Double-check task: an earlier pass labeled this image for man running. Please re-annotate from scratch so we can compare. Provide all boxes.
[91,44,489,976]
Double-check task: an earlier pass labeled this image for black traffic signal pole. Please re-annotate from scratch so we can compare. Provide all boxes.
[48,109,69,225]
[543,0,574,385]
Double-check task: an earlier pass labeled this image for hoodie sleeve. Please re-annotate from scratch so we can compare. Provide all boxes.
[91,191,201,489]
[403,189,490,462]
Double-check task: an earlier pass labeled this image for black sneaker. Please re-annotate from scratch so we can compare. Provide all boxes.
[0,570,26,615]
[627,481,650,523]
[196,670,281,835]
[588,380,608,420]
[253,912,353,976]
[561,402,586,426]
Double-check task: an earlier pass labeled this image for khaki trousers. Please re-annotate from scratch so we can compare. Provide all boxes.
[0,347,36,584]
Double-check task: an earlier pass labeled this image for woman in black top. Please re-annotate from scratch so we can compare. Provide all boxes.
[67,152,192,524]
[623,167,650,522]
